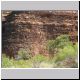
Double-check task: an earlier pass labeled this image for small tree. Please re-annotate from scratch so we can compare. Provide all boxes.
[18,48,32,60]
[46,35,71,58]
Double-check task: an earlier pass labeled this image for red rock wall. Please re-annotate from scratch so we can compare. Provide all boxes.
[2,11,78,57]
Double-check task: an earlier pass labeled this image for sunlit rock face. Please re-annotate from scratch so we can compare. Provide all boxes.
[2,11,78,57]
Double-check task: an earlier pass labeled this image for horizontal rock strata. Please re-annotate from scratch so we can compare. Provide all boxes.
[2,11,78,57]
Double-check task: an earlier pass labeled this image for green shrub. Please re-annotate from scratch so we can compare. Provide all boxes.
[18,48,32,60]
[50,42,78,68]
[54,35,70,48]
[46,35,71,55]
[2,54,14,68]
[2,54,32,68]
[13,60,32,68]
[74,42,78,52]
[32,54,47,63]
[31,54,47,68]
[53,44,77,62]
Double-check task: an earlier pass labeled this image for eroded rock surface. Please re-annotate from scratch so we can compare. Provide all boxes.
[2,11,78,57]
